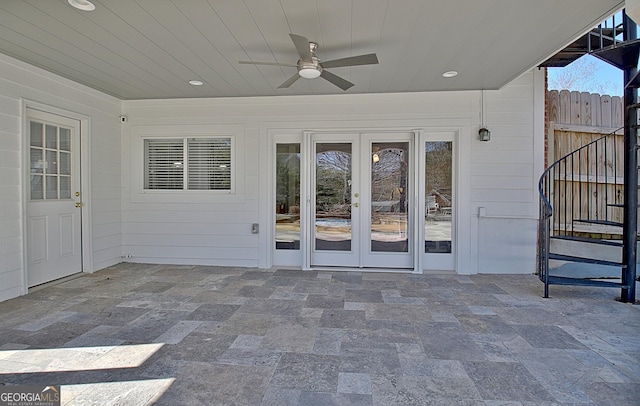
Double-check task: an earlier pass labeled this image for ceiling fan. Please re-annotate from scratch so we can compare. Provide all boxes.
[239,34,378,91]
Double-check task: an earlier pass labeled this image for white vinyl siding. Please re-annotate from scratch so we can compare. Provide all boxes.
[120,69,546,273]
[144,137,232,191]
[0,47,547,302]
[0,52,122,302]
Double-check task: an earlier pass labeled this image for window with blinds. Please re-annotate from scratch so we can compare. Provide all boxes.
[144,137,232,191]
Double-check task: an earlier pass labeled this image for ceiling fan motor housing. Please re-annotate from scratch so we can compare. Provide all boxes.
[238,34,378,90]
[297,42,322,78]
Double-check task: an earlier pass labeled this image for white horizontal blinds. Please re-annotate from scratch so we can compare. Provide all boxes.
[187,138,231,190]
[144,139,184,189]
[144,137,232,191]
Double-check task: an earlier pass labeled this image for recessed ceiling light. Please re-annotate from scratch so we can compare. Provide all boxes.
[442,71,458,78]
[188,80,204,86]
[68,0,96,11]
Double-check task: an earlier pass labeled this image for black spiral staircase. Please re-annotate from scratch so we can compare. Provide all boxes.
[538,12,638,303]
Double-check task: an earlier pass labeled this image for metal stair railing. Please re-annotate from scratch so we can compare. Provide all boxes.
[539,9,638,302]
[537,128,624,298]
[587,13,624,53]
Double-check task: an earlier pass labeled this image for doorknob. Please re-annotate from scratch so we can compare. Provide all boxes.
[75,202,83,208]
[353,202,359,207]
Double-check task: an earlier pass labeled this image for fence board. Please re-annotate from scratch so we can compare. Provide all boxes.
[571,91,581,124]
[611,96,623,127]
[581,92,591,125]
[591,93,601,127]
[559,90,571,124]
[548,90,560,123]
[601,95,612,127]
[547,90,630,235]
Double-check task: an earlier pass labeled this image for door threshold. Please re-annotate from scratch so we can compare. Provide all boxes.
[310,266,417,274]
[28,272,84,293]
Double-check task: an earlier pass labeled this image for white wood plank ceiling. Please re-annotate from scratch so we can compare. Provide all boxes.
[0,0,624,99]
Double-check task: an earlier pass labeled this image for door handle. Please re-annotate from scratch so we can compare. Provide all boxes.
[353,202,359,207]
[75,202,83,208]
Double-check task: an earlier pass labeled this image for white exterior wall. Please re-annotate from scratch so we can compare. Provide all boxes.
[0,52,544,302]
[473,73,546,274]
[0,53,123,302]
[122,69,545,275]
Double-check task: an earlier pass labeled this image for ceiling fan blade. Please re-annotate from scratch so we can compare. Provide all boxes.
[278,73,301,88]
[289,33,312,62]
[320,70,354,91]
[239,61,296,67]
[321,53,379,68]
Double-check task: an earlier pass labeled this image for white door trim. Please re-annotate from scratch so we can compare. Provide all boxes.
[301,131,312,270]
[21,100,93,293]
[267,125,466,275]
[413,129,424,274]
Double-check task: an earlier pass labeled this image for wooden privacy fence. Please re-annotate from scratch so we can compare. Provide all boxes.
[547,90,626,234]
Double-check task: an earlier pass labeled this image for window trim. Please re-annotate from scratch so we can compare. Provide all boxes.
[143,136,234,192]
[130,124,245,204]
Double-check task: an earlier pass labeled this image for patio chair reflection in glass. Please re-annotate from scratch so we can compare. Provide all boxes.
[426,195,439,215]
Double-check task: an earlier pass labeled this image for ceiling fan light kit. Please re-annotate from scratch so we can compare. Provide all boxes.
[239,33,378,91]
[299,68,321,79]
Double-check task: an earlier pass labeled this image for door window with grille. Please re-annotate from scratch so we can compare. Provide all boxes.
[30,120,73,200]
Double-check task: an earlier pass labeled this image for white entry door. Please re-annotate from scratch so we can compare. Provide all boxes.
[310,133,414,269]
[26,109,82,287]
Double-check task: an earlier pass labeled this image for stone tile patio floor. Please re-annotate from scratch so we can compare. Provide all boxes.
[0,263,639,405]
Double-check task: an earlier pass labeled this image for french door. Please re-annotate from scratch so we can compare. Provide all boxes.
[310,133,414,269]
[272,130,455,272]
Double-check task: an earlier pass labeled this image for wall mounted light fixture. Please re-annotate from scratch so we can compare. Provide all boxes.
[478,127,491,141]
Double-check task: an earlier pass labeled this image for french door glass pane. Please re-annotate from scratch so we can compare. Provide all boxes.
[316,143,352,251]
[371,142,409,252]
[425,141,452,253]
[275,143,301,250]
